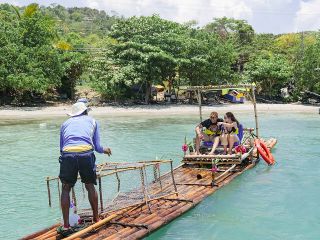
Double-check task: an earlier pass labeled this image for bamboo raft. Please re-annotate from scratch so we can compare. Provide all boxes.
[22,138,277,240]
[23,84,276,239]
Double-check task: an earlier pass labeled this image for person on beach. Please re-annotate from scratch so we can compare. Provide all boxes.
[218,112,240,155]
[57,100,112,235]
[195,112,223,155]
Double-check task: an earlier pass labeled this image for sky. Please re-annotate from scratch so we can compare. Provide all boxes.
[2,0,320,34]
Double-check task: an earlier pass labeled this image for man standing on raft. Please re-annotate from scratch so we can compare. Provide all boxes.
[58,100,111,235]
[195,112,223,155]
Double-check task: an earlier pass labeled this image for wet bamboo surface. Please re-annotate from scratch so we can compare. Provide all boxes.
[22,138,277,240]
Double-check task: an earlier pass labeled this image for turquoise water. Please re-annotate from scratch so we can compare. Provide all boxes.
[0,111,319,239]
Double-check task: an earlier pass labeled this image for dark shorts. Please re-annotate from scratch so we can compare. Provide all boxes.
[59,151,97,187]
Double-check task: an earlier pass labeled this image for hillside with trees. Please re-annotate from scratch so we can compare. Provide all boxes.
[0,3,319,105]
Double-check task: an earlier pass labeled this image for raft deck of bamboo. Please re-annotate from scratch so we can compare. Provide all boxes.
[22,138,277,240]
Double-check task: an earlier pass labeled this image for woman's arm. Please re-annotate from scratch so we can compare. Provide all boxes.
[218,122,237,128]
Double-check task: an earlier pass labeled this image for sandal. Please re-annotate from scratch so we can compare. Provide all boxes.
[56,225,75,237]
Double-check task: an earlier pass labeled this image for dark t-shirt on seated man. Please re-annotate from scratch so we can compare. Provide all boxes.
[200,118,223,129]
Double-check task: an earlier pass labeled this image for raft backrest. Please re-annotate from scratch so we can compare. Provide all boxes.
[234,123,243,147]
[202,123,244,147]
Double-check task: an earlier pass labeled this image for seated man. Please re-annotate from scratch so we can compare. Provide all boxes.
[195,112,223,155]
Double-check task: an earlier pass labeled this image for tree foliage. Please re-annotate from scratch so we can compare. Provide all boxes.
[0,3,320,105]
[245,52,293,97]
[90,15,236,103]
[0,3,89,103]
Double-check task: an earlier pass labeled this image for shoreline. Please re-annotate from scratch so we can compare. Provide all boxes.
[0,103,318,120]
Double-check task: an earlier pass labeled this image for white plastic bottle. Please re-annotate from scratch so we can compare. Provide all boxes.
[69,201,80,227]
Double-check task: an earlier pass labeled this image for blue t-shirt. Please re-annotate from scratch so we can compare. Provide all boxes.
[60,115,104,153]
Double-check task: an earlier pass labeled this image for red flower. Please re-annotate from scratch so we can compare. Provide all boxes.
[235,145,247,154]
[182,144,188,152]
[211,166,219,172]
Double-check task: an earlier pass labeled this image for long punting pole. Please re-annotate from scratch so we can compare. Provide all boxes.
[98,175,103,214]
[251,85,259,138]
[198,90,202,122]
[46,177,51,207]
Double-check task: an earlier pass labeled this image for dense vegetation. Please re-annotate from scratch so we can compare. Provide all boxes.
[0,3,319,105]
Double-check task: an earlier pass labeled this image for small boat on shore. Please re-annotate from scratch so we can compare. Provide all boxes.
[22,84,277,240]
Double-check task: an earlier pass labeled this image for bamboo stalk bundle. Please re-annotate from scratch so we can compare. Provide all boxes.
[21,224,59,240]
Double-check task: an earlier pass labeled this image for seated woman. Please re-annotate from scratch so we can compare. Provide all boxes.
[218,112,240,155]
[195,111,223,155]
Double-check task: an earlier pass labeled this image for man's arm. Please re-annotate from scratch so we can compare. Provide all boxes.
[195,124,203,136]
[92,122,105,154]
[92,121,112,156]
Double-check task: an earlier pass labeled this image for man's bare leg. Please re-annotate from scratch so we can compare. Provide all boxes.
[61,183,71,228]
[85,183,99,222]
[208,136,220,155]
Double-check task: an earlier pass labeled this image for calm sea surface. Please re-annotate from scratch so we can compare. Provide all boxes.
[0,111,319,239]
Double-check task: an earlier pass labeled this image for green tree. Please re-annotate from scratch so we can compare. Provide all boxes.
[295,33,320,94]
[245,52,293,97]
[204,17,255,73]
[91,15,236,103]
[0,5,63,103]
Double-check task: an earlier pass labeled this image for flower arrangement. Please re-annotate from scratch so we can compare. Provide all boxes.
[182,144,188,152]
[235,145,247,154]
[211,165,219,173]
[182,136,194,153]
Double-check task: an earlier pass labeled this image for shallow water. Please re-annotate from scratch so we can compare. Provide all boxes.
[0,111,319,239]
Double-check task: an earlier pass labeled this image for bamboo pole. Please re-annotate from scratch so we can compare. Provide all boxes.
[21,224,59,240]
[181,84,254,91]
[197,90,202,122]
[35,229,57,240]
[251,86,259,138]
[157,164,163,190]
[140,167,150,212]
[46,177,51,207]
[98,175,103,213]
[183,153,241,159]
[170,161,178,196]
[214,164,236,182]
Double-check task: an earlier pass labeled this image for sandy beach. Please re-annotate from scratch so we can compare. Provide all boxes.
[0,103,318,120]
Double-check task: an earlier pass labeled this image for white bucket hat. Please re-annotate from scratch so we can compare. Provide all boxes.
[67,102,89,117]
